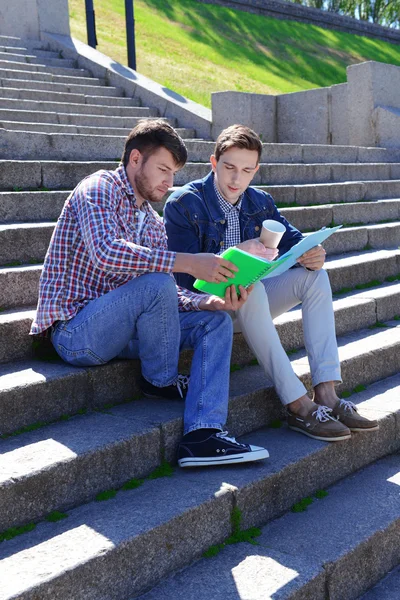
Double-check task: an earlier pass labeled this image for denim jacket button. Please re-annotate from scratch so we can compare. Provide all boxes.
[255,226,260,231]
[220,241,224,246]
[220,219,225,225]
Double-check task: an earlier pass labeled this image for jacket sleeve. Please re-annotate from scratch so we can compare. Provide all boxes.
[164,195,201,292]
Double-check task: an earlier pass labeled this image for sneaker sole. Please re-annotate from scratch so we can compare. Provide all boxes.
[348,425,380,432]
[178,448,269,468]
[288,425,352,442]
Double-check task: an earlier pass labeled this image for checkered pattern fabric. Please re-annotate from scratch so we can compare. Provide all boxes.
[31,166,203,334]
[214,178,243,253]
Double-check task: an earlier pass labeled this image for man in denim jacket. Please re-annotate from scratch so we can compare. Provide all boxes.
[165,124,377,444]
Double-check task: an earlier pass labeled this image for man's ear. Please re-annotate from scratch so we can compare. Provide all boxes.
[254,162,260,173]
[129,148,141,168]
[210,154,217,172]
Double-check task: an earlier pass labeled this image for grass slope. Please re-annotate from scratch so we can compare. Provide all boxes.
[69,0,400,107]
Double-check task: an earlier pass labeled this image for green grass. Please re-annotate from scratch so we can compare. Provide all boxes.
[203,507,261,558]
[69,0,400,107]
[45,511,68,522]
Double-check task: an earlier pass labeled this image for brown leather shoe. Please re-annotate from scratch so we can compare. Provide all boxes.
[287,405,351,442]
[331,399,379,432]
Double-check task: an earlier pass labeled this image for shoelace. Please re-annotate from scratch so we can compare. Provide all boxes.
[338,399,357,413]
[311,405,337,423]
[216,431,243,446]
[173,374,190,399]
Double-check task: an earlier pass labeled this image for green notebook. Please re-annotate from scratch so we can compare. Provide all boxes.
[193,247,292,298]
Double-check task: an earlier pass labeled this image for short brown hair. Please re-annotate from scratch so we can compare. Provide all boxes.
[122,119,187,168]
[214,124,262,162]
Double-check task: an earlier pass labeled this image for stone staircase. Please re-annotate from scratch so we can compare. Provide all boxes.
[0,33,399,600]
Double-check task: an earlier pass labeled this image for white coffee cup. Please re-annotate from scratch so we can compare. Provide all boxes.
[259,219,286,248]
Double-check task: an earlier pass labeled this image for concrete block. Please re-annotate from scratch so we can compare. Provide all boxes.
[254,454,400,600]
[325,249,400,292]
[260,163,331,185]
[261,143,302,163]
[141,544,325,600]
[361,565,400,599]
[0,222,54,264]
[334,323,400,391]
[364,179,400,199]
[0,159,41,190]
[280,205,333,231]
[0,359,90,435]
[373,105,400,149]
[0,265,40,310]
[331,163,391,182]
[323,225,368,255]
[0,86,83,104]
[302,143,356,164]
[389,162,400,179]
[0,473,233,599]
[331,83,350,146]
[212,91,276,142]
[42,161,117,189]
[348,61,400,147]
[331,295,376,336]
[0,309,34,363]
[357,146,399,163]
[0,409,161,530]
[277,88,329,145]
[295,182,365,205]
[0,0,70,39]
[357,281,400,322]
[175,163,210,186]
[259,184,296,204]
[0,191,68,223]
[367,222,400,249]
[332,199,400,225]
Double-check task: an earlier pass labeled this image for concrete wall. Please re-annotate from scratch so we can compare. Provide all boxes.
[197,0,400,45]
[212,82,350,145]
[0,0,70,40]
[212,61,400,148]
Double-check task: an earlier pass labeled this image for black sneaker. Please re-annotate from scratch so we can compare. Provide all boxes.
[140,374,189,400]
[178,430,269,467]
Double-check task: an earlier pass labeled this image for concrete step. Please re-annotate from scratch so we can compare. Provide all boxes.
[0,68,104,86]
[282,199,400,231]
[1,263,399,363]
[175,162,400,187]
[0,61,92,78]
[0,356,398,539]
[0,121,195,138]
[0,99,158,118]
[361,565,400,599]
[183,140,400,165]
[0,36,25,48]
[0,87,136,105]
[0,371,398,599]
[0,47,61,60]
[1,216,399,267]
[236,179,400,205]
[0,78,126,96]
[139,450,400,600]
[0,51,76,69]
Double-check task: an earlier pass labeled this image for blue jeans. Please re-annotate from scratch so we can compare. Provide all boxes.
[51,273,233,434]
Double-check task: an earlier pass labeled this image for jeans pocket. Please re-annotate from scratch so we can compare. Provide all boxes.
[55,343,106,367]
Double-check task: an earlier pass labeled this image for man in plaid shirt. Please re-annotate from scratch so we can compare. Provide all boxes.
[30,119,269,468]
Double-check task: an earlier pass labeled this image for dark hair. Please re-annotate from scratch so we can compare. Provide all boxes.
[122,119,187,167]
[214,124,262,162]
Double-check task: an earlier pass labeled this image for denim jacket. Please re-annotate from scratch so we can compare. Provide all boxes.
[164,171,303,292]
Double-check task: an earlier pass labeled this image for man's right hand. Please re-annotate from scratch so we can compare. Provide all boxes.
[173,253,238,283]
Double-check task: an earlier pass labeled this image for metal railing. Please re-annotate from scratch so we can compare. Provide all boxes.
[84,0,136,70]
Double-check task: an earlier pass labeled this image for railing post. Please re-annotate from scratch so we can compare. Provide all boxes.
[85,0,97,48]
[125,0,137,71]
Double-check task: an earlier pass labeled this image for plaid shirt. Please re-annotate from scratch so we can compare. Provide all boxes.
[30,166,204,335]
[214,179,243,252]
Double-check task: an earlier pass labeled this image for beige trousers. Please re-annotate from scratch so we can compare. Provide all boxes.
[231,267,341,406]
